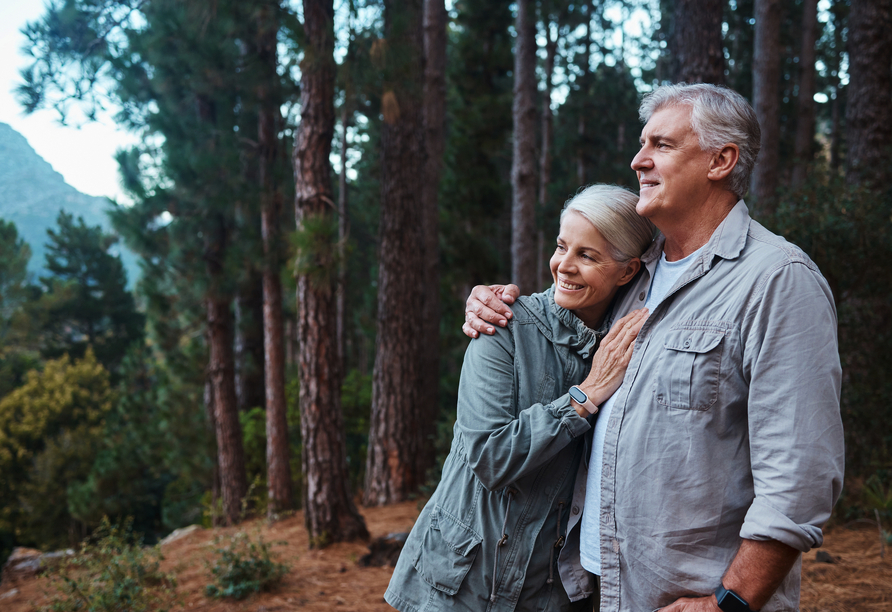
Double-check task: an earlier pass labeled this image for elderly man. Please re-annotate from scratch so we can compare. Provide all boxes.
[464,83,844,612]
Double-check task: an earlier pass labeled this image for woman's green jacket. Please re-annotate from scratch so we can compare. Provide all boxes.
[385,288,605,612]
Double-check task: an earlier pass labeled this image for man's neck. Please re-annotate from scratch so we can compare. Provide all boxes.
[660,194,738,261]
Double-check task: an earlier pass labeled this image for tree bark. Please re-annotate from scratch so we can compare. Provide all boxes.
[256,0,293,517]
[337,103,349,373]
[234,273,265,413]
[293,0,368,546]
[205,216,248,525]
[511,0,538,295]
[791,0,818,188]
[419,0,447,470]
[673,0,725,85]
[750,0,782,214]
[845,0,892,191]
[538,24,557,289]
[364,0,428,507]
[203,372,223,527]
[577,0,593,187]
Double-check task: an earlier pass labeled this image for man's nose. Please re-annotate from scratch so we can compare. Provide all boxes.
[631,147,650,171]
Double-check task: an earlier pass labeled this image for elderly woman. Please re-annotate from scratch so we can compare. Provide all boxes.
[384,184,654,612]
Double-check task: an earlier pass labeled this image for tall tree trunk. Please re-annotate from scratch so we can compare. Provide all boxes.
[203,373,223,527]
[539,24,557,289]
[673,0,725,84]
[205,215,248,525]
[750,0,782,214]
[337,103,349,373]
[256,0,292,517]
[845,0,892,191]
[791,0,818,188]
[234,273,265,412]
[511,0,538,295]
[576,0,593,187]
[419,0,447,469]
[364,0,427,506]
[293,0,368,546]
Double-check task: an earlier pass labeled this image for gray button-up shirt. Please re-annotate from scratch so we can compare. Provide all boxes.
[595,201,844,612]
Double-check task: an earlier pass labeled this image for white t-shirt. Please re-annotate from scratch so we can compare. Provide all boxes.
[579,246,705,575]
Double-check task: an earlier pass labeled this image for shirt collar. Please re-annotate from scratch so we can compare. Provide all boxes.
[642,199,751,270]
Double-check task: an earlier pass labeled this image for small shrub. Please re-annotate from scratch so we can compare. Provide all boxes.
[205,529,289,600]
[41,517,177,612]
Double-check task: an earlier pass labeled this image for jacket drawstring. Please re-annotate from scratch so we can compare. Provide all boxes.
[490,489,515,604]
[546,501,566,585]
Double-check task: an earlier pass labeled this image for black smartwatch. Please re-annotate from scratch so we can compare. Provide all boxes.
[714,584,756,612]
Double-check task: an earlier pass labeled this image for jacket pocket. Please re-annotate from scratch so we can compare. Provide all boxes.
[412,504,483,595]
[654,327,724,411]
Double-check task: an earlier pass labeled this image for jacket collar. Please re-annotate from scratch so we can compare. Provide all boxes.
[516,287,608,360]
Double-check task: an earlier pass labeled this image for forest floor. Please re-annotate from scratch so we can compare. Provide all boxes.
[1,501,890,611]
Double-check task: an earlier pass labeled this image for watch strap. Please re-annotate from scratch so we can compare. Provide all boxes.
[569,385,599,415]
[714,584,756,612]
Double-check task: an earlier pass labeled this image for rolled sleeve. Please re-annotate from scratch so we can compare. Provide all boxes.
[741,261,845,551]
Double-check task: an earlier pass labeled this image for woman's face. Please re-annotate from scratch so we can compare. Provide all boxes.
[550,210,639,328]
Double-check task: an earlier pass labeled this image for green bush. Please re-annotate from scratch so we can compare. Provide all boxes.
[204,528,289,600]
[41,517,177,612]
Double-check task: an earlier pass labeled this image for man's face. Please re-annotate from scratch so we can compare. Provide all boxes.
[630,105,714,226]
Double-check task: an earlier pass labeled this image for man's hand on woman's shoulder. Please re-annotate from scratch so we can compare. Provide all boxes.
[462,284,521,338]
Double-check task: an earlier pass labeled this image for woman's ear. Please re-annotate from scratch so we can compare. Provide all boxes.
[617,258,641,286]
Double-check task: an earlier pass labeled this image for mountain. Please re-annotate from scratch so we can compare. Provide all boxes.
[0,122,139,285]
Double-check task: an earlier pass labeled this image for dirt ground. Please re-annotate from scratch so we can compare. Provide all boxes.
[1,502,889,611]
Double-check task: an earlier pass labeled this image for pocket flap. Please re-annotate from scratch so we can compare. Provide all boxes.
[431,505,482,556]
[663,328,724,353]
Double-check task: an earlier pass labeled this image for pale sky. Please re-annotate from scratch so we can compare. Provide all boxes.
[0,0,136,202]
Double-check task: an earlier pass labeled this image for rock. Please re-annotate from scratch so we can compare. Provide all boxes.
[1,547,73,586]
[815,550,838,564]
[0,587,20,601]
[357,532,409,568]
[159,524,203,546]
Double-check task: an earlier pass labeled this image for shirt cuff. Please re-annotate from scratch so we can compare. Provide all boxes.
[739,497,825,552]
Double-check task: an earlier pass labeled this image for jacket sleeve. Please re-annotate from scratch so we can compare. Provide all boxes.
[740,260,845,551]
[455,323,591,492]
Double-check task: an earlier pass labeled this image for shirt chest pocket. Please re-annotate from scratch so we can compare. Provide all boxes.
[654,327,725,411]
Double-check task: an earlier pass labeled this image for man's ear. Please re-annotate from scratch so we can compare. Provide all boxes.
[617,258,641,287]
[707,144,739,183]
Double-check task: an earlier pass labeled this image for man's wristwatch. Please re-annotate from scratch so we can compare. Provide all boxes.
[714,584,756,612]
[568,385,599,415]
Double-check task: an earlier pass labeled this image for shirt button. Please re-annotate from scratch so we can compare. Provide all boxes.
[603,465,611,478]
[638,291,646,301]
[613,540,620,553]
[572,506,580,515]
[683,339,691,348]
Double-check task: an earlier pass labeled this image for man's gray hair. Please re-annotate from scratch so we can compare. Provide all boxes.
[639,83,761,198]
[561,184,655,263]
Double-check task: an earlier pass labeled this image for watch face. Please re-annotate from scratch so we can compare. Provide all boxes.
[716,588,751,612]
[569,386,588,404]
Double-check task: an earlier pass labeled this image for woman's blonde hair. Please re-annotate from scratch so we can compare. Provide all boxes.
[561,184,655,263]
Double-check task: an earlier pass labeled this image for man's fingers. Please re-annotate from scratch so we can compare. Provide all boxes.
[500,284,520,304]
[463,312,497,336]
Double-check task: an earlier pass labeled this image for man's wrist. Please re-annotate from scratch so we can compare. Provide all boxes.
[714,584,757,612]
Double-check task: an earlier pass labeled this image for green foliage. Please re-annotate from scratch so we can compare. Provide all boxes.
[769,179,892,501]
[204,529,289,600]
[0,349,112,548]
[37,211,144,375]
[41,517,177,612]
[240,407,269,489]
[291,212,340,289]
[341,369,372,489]
[66,345,213,540]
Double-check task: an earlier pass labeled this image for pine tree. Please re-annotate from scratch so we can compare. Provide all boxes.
[293,0,368,543]
[364,0,429,506]
[672,0,725,84]
[750,0,782,210]
[511,0,538,294]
